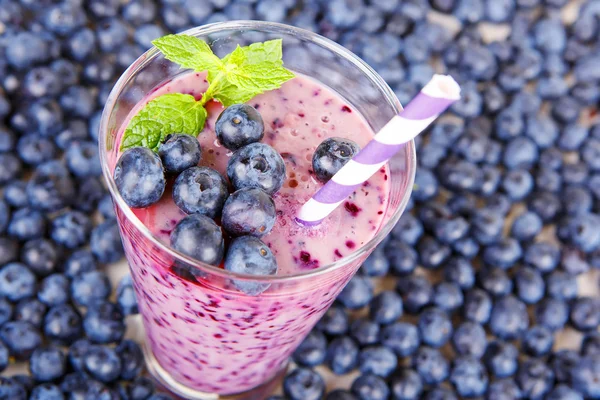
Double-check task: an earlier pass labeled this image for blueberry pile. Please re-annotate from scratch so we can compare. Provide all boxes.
[0,0,598,400]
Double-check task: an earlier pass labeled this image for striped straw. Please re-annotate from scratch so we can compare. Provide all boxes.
[296,75,461,226]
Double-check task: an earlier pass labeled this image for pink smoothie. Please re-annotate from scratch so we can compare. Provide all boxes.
[111,72,392,394]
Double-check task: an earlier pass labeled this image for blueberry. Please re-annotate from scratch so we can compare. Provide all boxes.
[30,383,64,400]
[0,126,15,154]
[536,167,562,192]
[0,321,42,360]
[83,301,125,344]
[358,346,397,378]
[157,134,202,175]
[546,270,577,300]
[350,318,380,347]
[224,236,277,295]
[64,250,98,278]
[27,161,75,212]
[84,345,122,383]
[444,257,475,289]
[98,195,116,220]
[418,307,452,348]
[173,169,228,222]
[66,28,96,61]
[0,377,26,400]
[120,376,155,400]
[0,202,8,235]
[68,339,92,373]
[215,104,265,151]
[0,262,36,302]
[581,333,600,357]
[96,18,128,52]
[582,138,600,171]
[293,329,327,367]
[478,267,513,297]
[384,239,417,276]
[38,274,69,307]
[536,297,569,331]
[283,368,325,400]
[317,306,349,336]
[523,325,554,357]
[529,191,562,222]
[390,369,423,400]
[559,213,600,252]
[123,0,157,25]
[5,31,50,69]
[484,341,519,378]
[433,215,469,244]
[396,275,432,314]
[59,372,90,398]
[14,298,46,328]
[495,107,524,141]
[171,213,224,266]
[351,374,390,400]
[551,349,581,383]
[486,378,522,400]
[572,81,600,105]
[368,290,402,325]
[432,282,463,311]
[471,208,504,245]
[55,119,89,150]
[74,177,106,214]
[114,147,166,208]
[429,122,464,148]
[221,187,276,238]
[0,153,23,184]
[227,143,286,194]
[65,141,101,178]
[17,134,57,165]
[133,23,165,48]
[546,385,584,400]
[489,295,529,340]
[570,297,600,332]
[379,322,420,357]
[360,248,390,277]
[449,356,488,398]
[3,181,27,209]
[116,339,144,380]
[71,271,111,307]
[51,210,92,249]
[116,275,138,316]
[517,359,555,399]
[462,288,492,324]
[43,304,82,343]
[454,131,489,165]
[91,220,124,264]
[337,275,373,310]
[412,346,449,385]
[483,84,507,114]
[326,336,359,375]
[418,237,451,269]
[30,346,66,382]
[483,238,522,269]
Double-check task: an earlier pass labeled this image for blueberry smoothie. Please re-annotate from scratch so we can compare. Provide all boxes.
[109,70,392,393]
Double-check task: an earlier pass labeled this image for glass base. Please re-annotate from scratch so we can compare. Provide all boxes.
[142,338,287,400]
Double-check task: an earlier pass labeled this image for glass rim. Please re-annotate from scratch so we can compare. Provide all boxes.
[99,20,416,284]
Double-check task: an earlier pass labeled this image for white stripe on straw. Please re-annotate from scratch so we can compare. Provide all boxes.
[296,75,461,226]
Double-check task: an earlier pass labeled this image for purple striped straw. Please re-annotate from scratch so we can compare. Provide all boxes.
[296,74,461,226]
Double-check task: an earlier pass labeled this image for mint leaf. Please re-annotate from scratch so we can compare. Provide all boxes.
[211,81,257,107]
[228,61,295,94]
[152,35,223,80]
[121,93,206,152]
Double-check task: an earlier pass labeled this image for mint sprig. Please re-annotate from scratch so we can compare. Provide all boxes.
[120,35,294,151]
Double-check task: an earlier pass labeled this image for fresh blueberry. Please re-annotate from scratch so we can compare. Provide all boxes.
[122,0,157,24]
[429,122,464,148]
[51,210,92,249]
[5,31,50,69]
[4,181,28,208]
[0,154,23,184]
[20,238,58,277]
[536,297,569,331]
[396,275,432,314]
[417,307,452,348]
[30,346,66,382]
[0,262,36,302]
[503,137,539,170]
[581,332,600,357]
[83,301,125,344]
[0,237,18,267]
[571,355,600,398]
[483,238,522,269]
[0,321,42,360]
[171,213,224,266]
[337,275,373,310]
[449,356,488,398]
[528,191,562,222]
[16,134,57,165]
[293,329,327,367]
[114,147,166,208]
[63,250,97,278]
[511,211,542,242]
[517,358,555,399]
[117,339,144,380]
[0,297,12,327]
[317,306,349,336]
[379,321,420,357]
[74,177,106,215]
[215,104,265,151]
[30,383,65,400]
[486,378,522,400]
[38,274,70,307]
[523,242,559,274]
[546,385,584,400]
[65,141,101,178]
[98,195,116,220]
[432,282,463,311]
[412,346,449,385]
[358,346,397,378]
[523,325,554,357]
[572,81,600,105]
[59,372,90,398]
[66,27,96,61]
[444,257,475,290]
[0,126,15,153]
[478,267,513,297]
[546,270,577,300]
[43,304,82,343]
[570,297,600,332]
[350,374,390,400]
[526,115,559,148]
[390,369,423,400]
[384,240,417,276]
[502,169,534,200]
[158,134,202,175]
[14,298,46,328]
[116,275,138,316]
[484,340,519,378]
[0,377,26,400]
[120,376,155,400]
[551,349,581,383]
[27,161,75,212]
[221,187,276,238]
[55,119,89,151]
[471,208,504,245]
[283,368,325,400]
[68,339,92,373]
[227,142,286,194]
[326,336,359,375]
[360,248,390,277]
[90,220,124,264]
[489,295,529,340]
[96,18,128,52]
[369,290,402,325]
[84,345,122,383]
[350,318,380,347]
[452,321,487,358]
[71,271,110,307]
[224,236,278,295]
[173,166,228,218]
[418,237,451,270]
[514,266,545,304]
[462,288,492,324]
[133,23,165,48]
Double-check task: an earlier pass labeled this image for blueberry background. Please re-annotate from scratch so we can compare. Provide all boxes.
[0,0,600,399]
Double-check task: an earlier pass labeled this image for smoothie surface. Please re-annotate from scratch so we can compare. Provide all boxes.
[117,72,391,275]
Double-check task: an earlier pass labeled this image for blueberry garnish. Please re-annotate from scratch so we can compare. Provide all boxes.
[227,142,286,195]
[222,187,276,238]
[173,166,228,218]
[312,137,360,183]
[225,236,278,295]
[170,213,224,266]
[114,147,166,208]
[158,133,202,174]
[216,104,265,151]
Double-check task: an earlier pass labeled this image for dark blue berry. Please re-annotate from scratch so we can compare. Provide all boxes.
[120,377,155,400]
[0,262,36,302]
[360,248,390,277]
[384,240,418,276]
[293,329,327,367]
[546,270,577,300]
[478,267,513,297]
[27,161,75,212]
[43,304,82,343]
[227,142,286,194]
[546,385,584,400]
[490,295,529,340]
[83,301,125,344]
[338,275,373,310]
[68,339,92,373]
[523,325,554,357]
[225,236,277,295]
[173,166,228,218]
[14,297,46,328]
[0,377,26,400]
[116,275,138,316]
[114,147,166,208]
[351,374,389,400]
[570,297,600,332]
[484,340,519,378]
[390,369,422,400]
[551,349,581,383]
[412,346,449,385]
[38,274,69,307]
[117,339,144,380]
[536,297,569,331]
[432,282,463,311]
[84,345,122,383]
[444,257,475,289]
[359,346,397,378]
[449,356,488,397]
[222,187,276,238]
[514,266,545,304]
[463,288,492,324]
[283,368,325,400]
[64,250,98,278]
[90,220,124,263]
[30,383,64,400]
[158,134,202,175]
[215,104,265,151]
[369,290,402,324]
[396,275,432,314]
[0,321,42,360]
[379,322,420,357]
[3,181,27,208]
[317,305,349,336]
[581,333,600,357]
[170,213,224,266]
[30,346,66,382]
[51,210,92,249]
[65,141,101,177]
[483,238,522,269]
[516,358,555,399]
[71,270,111,307]
[487,378,522,400]
[326,336,359,375]
[17,134,57,165]
[418,307,452,348]
[452,321,487,358]
[350,318,380,347]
